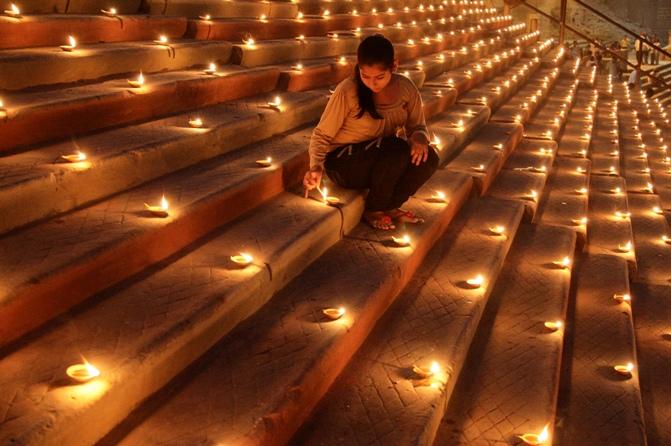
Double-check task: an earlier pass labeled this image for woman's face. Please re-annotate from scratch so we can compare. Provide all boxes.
[359,63,393,93]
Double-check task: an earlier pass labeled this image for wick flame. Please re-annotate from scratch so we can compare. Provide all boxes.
[10,3,20,14]
[429,361,440,374]
[160,195,169,211]
[68,35,77,48]
[77,151,86,161]
[137,71,144,85]
[538,425,549,443]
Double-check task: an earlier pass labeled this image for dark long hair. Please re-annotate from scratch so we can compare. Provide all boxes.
[354,34,394,119]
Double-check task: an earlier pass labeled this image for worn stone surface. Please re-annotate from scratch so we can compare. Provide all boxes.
[436,223,575,445]
[0,40,233,90]
[296,198,525,446]
[0,125,315,347]
[99,171,472,446]
[0,90,328,233]
[0,185,365,446]
[0,15,187,50]
[556,254,646,446]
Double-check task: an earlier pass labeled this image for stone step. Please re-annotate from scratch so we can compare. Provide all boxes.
[0,180,368,446]
[488,138,556,220]
[97,170,473,446]
[184,7,469,41]
[536,157,590,246]
[524,73,580,135]
[0,40,234,91]
[628,194,671,285]
[631,282,671,445]
[0,23,496,150]
[556,254,646,445]
[446,121,524,195]
[0,0,141,15]
[0,42,499,234]
[0,89,325,233]
[289,0,410,15]
[230,34,359,67]
[430,104,491,164]
[0,88,483,347]
[555,88,599,159]
[0,65,280,152]
[424,46,521,96]
[294,198,526,446]
[491,68,560,124]
[147,0,298,19]
[587,175,637,273]
[435,223,575,445]
[0,122,312,347]
[277,56,357,92]
[0,15,187,50]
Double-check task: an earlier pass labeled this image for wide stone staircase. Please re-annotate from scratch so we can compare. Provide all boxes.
[0,1,669,445]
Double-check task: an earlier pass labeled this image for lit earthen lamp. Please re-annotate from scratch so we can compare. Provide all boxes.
[66,360,101,383]
[256,156,272,167]
[101,7,117,16]
[412,361,440,379]
[322,307,345,320]
[544,320,562,331]
[553,256,571,269]
[188,117,204,128]
[204,62,217,75]
[430,190,447,203]
[61,151,87,163]
[466,274,484,289]
[518,425,549,445]
[392,234,411,247]
[144,195,169,217]
[154,35,170,46]
[613,362,634,377]
[4,3,21,18]
[319,187,340,205]
[267,95,282,111]
[127,72,144,88]
[60,35,77,52]
[230,252,254,267]
[488,225,505,236]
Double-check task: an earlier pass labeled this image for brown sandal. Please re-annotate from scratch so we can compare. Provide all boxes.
[388,209,425,224]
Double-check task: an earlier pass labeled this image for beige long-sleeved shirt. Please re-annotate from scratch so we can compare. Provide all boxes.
[308,73,429,169]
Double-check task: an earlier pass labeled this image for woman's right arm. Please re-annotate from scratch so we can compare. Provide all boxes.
[305,81,351,190]
[308,82,351,170]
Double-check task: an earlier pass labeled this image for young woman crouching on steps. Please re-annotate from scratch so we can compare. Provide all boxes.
[303,34,439,230]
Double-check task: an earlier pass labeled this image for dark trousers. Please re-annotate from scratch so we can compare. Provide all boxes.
[324,136,439,212]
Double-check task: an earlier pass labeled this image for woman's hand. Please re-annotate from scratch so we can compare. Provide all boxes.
[410,140,429,166]
[409,132,430,166]
[303,166,323,192]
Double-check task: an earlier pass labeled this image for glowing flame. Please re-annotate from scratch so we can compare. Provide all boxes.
[158,35,168,44]
[467,274,484,287]
[76,151,86,161]
[67,35,77,48]
[244,36,255,46]
[538,425,549,443]
[429,361,440,375]
[208,62,216,72]
[159,195,169,211]
[432,190,446,201]
[136,71,145,85]
[7,3,20,15]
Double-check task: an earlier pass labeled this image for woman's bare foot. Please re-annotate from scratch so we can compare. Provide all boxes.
[388,208,424,224]
[363,211,396,230]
